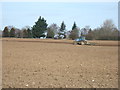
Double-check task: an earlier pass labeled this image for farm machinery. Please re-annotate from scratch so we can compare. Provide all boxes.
[73,36,90,45]
[73,36,96,45]
[73,36,87,45]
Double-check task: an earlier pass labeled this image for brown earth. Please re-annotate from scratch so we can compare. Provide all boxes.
[2,38,118,88]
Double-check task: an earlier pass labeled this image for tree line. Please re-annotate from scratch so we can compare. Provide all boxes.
[1,16,120,40]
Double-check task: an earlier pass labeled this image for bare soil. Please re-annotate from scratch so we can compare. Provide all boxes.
[2,38,118,88]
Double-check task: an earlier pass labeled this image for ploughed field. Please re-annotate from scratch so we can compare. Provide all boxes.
[2,38,118,88]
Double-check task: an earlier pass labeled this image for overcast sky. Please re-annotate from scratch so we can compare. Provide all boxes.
[0,2,118,30]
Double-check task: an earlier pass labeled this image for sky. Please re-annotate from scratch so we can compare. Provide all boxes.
[0,0,119,2]
[118,1,120,30]
[0,2,118,30]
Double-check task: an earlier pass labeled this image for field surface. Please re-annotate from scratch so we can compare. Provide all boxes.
[2,38,118,88]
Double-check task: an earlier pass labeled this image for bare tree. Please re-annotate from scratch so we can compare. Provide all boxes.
[23,26,32,30]
[47,23,59,38]
[15,29,22,38]
[81,26,90,36]
[84,25,90,34]
[85,19,118,40]
[102,19,115,30]
[100,19,116,40]
[69,27,80,40]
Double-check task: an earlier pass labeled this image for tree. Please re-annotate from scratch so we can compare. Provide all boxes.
[10,28,16,37]
[99,19,116,40]
[3,27,9,37]
[80,26,90,36]
[84,25,90,34]
[85,20,118,40]
[59,21,66,39]
[102,19,115,30]
[81,28,86,36]
[72,22,77,30]
[22,29,28,38]
[85,28,94,40]
[47,23,59,38]
[111,28,119,40]
[47,27,55,38]
[27,28,32,38]
[15,29,22,38]
[32,16,48,38]
[22,26,32,38]
[60,21,66,32]
[0,30,2,37]
[69,27,80,40]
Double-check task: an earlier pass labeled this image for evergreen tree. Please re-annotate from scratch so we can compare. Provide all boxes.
[10,28,16,37]
[60,21,66,32]
[58,21,66,39]
[27,28,32,38]
[32,16,48,38]
[72,22,77,30]
[3,27,9,37]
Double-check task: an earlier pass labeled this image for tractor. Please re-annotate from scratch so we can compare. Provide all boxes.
[73,36,88,45]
